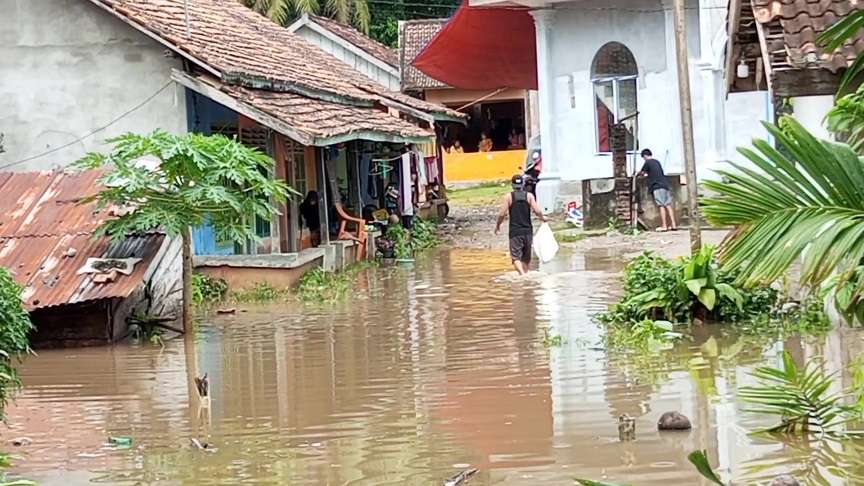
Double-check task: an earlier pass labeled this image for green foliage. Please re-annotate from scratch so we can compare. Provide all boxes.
[817,11,864,94]
[240,0,369,32]
[296,261,377,303]
[409,217,440,251]
[702,117,864,325]
[687,450,726,486]
[825,84,864,153]
[603,319,682,352]
[540,326,565,347]
[739,350,855,435]
[74,130,293,244]
[574,450,724,486]
[594,246,778,326]
[368,0,461,46]
[0,451,36,486]
[230,282,284,303]
[0,267,33,423]
[191,273,229,306]
[382,217,440,259]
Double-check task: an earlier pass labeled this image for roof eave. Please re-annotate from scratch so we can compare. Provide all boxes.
[172,70,317,146]
[173,70,434,146]
[315,130,433,146]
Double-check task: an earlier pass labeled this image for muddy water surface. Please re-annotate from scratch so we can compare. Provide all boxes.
[7,249,864,485]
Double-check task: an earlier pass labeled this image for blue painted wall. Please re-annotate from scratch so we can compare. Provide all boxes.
[186,89,239,255]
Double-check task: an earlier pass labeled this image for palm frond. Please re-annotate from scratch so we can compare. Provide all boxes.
[353,0,371,34]
[817,11,864,52]
[816,11,864,93]
[325,0,350,24]
[265,0,294,24]
[702,117,864,303]
[293,0,320,15]
[738,350,853,435]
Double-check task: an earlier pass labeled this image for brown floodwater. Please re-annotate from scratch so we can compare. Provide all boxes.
[5,248,864,485]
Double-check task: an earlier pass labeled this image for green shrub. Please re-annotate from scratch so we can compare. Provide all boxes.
[595,245,778,325]
[191,273,228,306]
[0,267,33,423]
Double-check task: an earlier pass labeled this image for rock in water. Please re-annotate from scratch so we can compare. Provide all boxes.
[769,476,801,486]
[657,411,692,430]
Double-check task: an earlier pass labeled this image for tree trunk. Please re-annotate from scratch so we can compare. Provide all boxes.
[181,226,193,332]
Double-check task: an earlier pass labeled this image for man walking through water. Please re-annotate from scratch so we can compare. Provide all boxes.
[495,174,547,275]
[638,149,677,232]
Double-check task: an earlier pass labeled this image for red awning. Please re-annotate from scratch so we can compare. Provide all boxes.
[411,1,538,91]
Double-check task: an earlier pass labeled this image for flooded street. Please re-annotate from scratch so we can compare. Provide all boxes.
[7,248,864,485]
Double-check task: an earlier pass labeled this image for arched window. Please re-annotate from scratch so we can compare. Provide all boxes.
[591,42,638,153]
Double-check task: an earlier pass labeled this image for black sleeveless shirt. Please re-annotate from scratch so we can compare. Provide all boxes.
[509,190,533,238]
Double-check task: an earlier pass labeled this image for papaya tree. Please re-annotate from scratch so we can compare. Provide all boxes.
[75,130,292,329]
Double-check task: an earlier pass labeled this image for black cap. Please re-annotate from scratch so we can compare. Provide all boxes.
[511,174,524,186]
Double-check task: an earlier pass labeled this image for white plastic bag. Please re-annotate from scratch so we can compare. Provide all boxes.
[533,222,559,263]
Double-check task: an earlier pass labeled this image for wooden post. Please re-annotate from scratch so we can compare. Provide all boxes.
[672,0,702,253]
[181,226,193,333]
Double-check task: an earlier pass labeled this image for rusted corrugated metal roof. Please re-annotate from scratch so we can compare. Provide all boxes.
[0,169,167,311]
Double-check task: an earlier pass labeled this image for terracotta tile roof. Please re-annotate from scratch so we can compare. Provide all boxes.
[752,0,864,71]
[401,19,450,90]
[213,79,435,141]
[307,14,400,68]
[0,169,167,311]
[86,0,463,123]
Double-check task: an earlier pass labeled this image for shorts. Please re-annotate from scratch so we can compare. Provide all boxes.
[653,188,673,206]
[509,234,533,263]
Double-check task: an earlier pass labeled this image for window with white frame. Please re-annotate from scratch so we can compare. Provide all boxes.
[591,42,638,153]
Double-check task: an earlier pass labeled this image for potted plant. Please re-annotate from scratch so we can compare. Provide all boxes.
[376,236,395,259]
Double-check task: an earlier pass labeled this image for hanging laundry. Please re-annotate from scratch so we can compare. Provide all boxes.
[400,152,414,217]
[359,153,375,206]
[424,156,440,185]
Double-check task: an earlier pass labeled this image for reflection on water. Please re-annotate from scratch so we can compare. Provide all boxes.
[7,248,864,485]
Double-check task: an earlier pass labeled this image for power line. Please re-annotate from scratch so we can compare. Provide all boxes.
[0,82,173,170]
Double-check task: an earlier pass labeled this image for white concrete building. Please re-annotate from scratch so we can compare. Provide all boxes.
[0,0,187,171]
[466,0,768,193]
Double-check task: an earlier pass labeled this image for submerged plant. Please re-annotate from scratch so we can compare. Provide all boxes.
[0,451,36,486]
[574,450,725,486]
[540,326,565,347]
[191,273,229,306]
[594,246,780,326]
[739,350,854,436]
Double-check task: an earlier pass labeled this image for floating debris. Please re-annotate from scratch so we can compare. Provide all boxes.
[444,468,478,486]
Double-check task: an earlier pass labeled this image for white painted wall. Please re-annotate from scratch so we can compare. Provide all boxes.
[541,0,768,183]
[0,0,187,171]
[791,95,835,140]
[293,25,400,92]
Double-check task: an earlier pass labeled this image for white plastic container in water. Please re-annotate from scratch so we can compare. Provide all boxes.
[535,175,561,214]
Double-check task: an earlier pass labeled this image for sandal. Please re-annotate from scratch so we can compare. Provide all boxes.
[654,227,669,233]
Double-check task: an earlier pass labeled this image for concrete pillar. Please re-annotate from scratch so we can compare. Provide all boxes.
[530,8,560,214]
[662,0,685,174]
